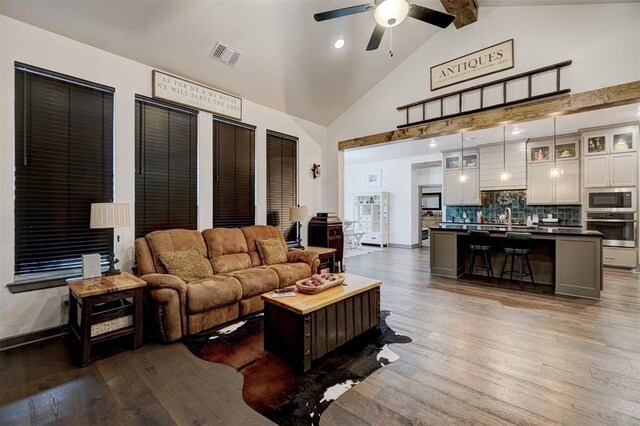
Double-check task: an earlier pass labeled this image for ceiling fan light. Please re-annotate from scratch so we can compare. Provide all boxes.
[374,0,409,28]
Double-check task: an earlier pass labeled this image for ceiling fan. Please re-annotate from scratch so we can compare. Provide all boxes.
[314,0,455,52]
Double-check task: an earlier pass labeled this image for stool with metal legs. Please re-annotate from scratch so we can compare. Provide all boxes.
[466,230,493,281]
[499,232,535,289]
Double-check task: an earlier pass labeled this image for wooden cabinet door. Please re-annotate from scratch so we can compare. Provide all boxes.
[554,160,580,203]
[610,153,637,187]
[527,163,553,204]
[583,156,609,188]
[461,169,480,205]
[443,172,461,205]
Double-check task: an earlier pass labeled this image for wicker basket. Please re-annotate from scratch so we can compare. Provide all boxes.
[91,315,133,337]
[295,275,345,294]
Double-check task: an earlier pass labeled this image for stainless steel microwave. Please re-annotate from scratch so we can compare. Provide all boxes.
[585,188,636,212]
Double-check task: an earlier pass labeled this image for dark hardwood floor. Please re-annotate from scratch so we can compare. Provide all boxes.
[1,247,639,425]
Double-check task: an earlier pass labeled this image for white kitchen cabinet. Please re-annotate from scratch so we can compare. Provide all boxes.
[583,156,609,188]
[527,160,580,204]
[610,153,638,186]
[353,192,389,247]
[554,160,580,203]
[527,163,554,204]
[583,153,638,188]
[443,170,480,205]
[581,124,638,188]
[443,171,462,205]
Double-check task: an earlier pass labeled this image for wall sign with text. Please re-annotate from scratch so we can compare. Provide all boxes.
[152,70,242,120]
[430,39,514,91]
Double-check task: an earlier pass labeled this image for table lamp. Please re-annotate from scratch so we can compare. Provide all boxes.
[289,205,308,249]
[90,202,130,275]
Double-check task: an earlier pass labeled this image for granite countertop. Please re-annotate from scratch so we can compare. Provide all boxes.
[431,223,603,237]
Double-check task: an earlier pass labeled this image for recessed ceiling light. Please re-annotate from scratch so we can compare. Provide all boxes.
[511,129,522,135]
[334,39,345,49]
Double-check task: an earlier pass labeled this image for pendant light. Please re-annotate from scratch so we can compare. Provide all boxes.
[550,117,561,178]
[459,133,468,183]
[500,126,511,182]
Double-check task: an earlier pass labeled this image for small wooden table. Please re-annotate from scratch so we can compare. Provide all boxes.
[261,274,381,372]
[305,246,337,273]
[67,272,146,367]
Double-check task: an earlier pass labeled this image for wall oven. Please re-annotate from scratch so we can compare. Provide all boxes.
[585,212,637,248]
[585,188,635,212]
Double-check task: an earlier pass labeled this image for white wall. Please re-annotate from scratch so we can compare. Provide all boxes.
[327,3,640,216]
[0,15,328,340]
[344,153,441,246]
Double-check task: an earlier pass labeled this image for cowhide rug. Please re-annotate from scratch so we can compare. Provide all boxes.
[183,310,411,425]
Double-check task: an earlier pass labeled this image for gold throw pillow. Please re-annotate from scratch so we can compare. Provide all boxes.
[158,247,213,283]
[256,238,288,265]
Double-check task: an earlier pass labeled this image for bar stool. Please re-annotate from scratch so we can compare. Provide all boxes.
[466,230,493,281]
[499,232,535,289]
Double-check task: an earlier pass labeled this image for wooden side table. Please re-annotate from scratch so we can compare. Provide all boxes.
[305,246,338,273]
[66,271,146,367]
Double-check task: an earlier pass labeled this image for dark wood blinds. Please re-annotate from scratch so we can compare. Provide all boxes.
[14,64,114,277]
[266,131,298,243]
[212,119,256,228]
[135,96,198,239]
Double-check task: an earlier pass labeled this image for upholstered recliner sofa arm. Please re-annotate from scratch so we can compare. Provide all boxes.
[287,250,321,274]
[140,273,188,343]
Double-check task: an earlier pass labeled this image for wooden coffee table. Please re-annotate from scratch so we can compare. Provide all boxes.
[261,274,381,372]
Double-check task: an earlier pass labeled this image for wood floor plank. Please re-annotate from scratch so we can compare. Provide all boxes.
[1,247,639,425]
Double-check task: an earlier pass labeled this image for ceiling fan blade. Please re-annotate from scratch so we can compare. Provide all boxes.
[366,24,386,51]
[407,4,455,28]
[314,4,375,22]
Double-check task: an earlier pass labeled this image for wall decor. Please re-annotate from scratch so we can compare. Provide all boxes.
[311,163,321,179]
[152,70,242,120]
[430,39,514,90]
[365,169,382,187]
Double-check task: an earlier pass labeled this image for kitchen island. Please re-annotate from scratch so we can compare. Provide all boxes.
[429,224,604,299]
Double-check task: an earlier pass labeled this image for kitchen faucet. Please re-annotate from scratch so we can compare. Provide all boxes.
[505,207,512,229]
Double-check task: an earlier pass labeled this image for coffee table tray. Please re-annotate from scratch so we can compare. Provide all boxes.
[295,275,344,294]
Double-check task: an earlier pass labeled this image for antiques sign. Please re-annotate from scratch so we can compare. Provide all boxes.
[153,70,242,120]
[430,39,514,91]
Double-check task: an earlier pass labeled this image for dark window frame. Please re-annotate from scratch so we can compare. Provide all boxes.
[266,130,299,245]
[212,118,256,228]
[11,63,115,291]
[134,95,199,239]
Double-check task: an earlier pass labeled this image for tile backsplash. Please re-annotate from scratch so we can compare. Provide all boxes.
[446,191,582,226]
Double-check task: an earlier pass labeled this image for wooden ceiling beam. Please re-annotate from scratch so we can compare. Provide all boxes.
[338,81,640,151]
[440,0,478,29]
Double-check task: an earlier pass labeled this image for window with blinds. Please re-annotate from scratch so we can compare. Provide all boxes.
[212,119,256,228]
[135,96,198,239]
[266,131,298,244]
[14,63,114,279]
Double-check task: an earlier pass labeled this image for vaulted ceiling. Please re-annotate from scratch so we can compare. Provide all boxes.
[1,0,636,126]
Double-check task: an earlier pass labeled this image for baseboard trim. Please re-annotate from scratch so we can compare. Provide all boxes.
[0,326,62,352]
[388,243,421,249]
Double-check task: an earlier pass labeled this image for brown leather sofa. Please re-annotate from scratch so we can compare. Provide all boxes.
[135,225,320,342]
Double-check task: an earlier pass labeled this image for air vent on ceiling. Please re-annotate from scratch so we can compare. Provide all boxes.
[209,42,241,67]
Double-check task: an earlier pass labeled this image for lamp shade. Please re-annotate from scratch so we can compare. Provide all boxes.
[289,206,308,222]
[90,203,131,229]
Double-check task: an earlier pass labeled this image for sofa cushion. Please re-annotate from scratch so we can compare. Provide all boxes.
[158,247,213,283]
[186,275,242,314]
[145,229,208,274]
[256,238,288,265]
[210,253,252,274]
[242,225,288,266]
[202,228,248,257]
[225,267,279,298]
[265,262,312,288]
